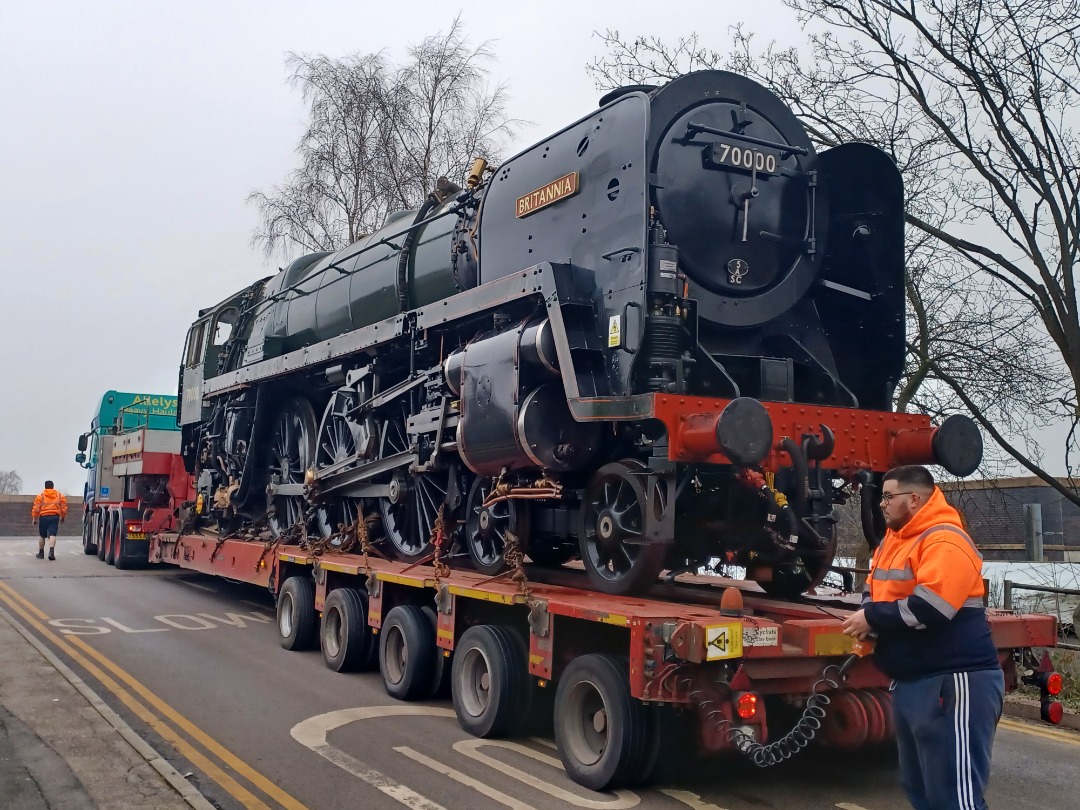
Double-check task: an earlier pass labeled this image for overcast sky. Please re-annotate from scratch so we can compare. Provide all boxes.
[0,1,1069,497]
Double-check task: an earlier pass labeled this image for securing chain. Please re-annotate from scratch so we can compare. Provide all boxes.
[502,528,533,603]
[430,504,451,585]
[684,653,859,768]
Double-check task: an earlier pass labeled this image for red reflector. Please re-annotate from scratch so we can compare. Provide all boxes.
[1042,700,1064,725]
[736,692,759,720]
[1045,672,1063,696]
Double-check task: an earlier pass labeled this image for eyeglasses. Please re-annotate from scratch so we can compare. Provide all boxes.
[880,491,917,504]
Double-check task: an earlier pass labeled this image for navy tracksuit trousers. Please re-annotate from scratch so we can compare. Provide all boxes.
[892,669,1005,810]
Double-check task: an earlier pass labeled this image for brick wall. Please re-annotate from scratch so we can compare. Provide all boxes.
[0,495,84,537]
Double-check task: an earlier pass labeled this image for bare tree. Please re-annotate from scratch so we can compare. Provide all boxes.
[0,470,22,495]
[588,1,1080,505]
[250,16,516,259]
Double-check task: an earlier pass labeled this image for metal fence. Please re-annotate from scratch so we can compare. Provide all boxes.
[1003,580,1080,651]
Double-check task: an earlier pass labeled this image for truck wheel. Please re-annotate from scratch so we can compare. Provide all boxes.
[421,605,451,698]
[554,654,656,791]
[322,587,376,672]
[104,514,117,566]
[96,513,108,562]
[82,513,97,555]
[278,576,318,651]
[451,625,530,738]
[380,605,436,700]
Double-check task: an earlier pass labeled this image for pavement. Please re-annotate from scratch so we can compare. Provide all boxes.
[1,586,1077,810]
[0,603,213,810]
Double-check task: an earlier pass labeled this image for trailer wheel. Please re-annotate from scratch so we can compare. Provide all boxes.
[421,605,451,698]
[82,512,97,555]
[380,605,436,700]
[554,654,656,791]
[104,513,117,566]
[451,625,531,738]
[278,576,318,651]
[96,512,108,562]
[321,587,376,672]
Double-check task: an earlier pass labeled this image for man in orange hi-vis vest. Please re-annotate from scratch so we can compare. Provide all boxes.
[843,465,1002,810]
[31,480,68,561]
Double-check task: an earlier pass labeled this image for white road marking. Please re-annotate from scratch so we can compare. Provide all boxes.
[659,790,730,810]
[179,580,217,592]
[836,804,873,810]
[396,746,536,810]
[453,739,640,808]
[102,617,168,633]
[292,705,452,809]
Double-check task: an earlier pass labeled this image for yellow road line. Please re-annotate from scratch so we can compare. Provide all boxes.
[0,580,312,810]
[999,716,1080,746]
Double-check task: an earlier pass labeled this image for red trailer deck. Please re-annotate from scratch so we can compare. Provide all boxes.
[148,532,1060,788]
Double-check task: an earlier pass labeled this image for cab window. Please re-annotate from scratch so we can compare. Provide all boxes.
[185,322,208,368]
[212,308,238,346]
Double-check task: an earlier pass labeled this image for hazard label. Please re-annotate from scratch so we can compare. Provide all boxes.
[608,315,621,348]
[705,622,744,660]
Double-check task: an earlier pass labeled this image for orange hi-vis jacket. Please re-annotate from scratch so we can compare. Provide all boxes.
[32,488,68,519]
[863,487,999,680]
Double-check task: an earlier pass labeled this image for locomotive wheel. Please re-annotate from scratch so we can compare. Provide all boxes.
[314,496,364,547]
[578,461,665,595]
[759,525,838,598]
[321,587,376,672]
[464,477,531,576]
[554,654,657,791]
[377,407,454,562]
[380,604,437,700]
[267,397,317,539]
[451,625,531,738]
[277,576,318,651]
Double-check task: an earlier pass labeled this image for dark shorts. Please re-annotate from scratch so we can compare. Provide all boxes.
[38,515,60,539]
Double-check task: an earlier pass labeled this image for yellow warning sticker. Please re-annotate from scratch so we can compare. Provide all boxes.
[608,314,621,348]
[705,623,744,660]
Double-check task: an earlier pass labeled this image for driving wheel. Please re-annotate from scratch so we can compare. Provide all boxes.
[267,397,317,538]
[578,460,665,595]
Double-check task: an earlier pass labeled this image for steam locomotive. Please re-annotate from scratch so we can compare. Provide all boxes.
[178,70,981,596]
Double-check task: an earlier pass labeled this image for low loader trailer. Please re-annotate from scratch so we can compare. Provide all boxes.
[146,530,1062,790]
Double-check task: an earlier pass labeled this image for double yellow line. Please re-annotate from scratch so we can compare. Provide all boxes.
[0,580,311,810]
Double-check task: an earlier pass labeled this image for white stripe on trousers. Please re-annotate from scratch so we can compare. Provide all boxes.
[953,672,974,809]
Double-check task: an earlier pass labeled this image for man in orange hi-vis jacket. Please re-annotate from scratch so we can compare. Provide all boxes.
[31,480,68,561]
[843,465,1002,810]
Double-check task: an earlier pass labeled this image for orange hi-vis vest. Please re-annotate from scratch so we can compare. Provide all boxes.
[32,488,68,519]
[863,487,999,680]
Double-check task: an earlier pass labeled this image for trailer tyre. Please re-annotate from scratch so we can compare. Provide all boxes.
[451,625,531,738]
[278,576,318,651]
[96,512,108,562]
[554,654,656,791]
[421,605,451,698]
[321,587,376,672]
[380,605,436,700]
[82,512,97,555]
[114,522,133,570]
[104,513,117,566]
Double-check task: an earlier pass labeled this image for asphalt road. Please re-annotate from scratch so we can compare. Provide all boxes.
[1,535,1077,810]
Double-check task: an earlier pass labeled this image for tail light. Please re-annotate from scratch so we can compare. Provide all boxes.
[1041,672,1063,696]
[736,692,759,720]
[1042,700,1064,725]
[126,520,142,533]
